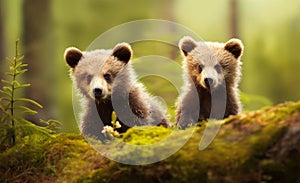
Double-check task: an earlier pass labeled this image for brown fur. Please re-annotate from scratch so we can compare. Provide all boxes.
[64,43,170,141]
[176,37,243,128]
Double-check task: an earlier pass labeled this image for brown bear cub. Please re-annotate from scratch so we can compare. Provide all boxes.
[64,43,170,140]
[175,36,243,128]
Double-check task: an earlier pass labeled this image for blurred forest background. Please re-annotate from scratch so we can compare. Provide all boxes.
[0,0,299,133]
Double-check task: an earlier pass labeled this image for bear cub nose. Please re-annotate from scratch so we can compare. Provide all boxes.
[93,88,103,98]
[204,78,214,88]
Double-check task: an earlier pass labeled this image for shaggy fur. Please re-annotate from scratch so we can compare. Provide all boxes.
[64,43,170,140]
[175,36,243,128]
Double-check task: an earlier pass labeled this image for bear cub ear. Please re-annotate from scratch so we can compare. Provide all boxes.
[179,36,198,56]
[224,38,244,59]
[64,47,83,68]
[112,43,132,64]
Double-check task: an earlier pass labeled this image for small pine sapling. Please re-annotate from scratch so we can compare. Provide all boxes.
[0,40,58,148]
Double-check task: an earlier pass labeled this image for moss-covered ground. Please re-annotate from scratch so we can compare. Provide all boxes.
[1,101,300,182]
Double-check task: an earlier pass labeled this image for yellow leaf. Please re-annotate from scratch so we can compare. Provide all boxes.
[111,111,117,124]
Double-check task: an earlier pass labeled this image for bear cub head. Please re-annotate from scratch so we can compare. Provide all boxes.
[179,36,243,91]
[64,43,132,102]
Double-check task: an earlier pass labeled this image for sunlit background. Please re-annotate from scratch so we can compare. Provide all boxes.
[1,0,300,132]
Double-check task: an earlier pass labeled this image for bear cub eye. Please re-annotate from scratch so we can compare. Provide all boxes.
[103,73,111,81]
[86,74,93,84]
[198,64,204,73]
[215,64,222,73]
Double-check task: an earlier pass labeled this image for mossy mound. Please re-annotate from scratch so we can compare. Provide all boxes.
[1,101,300,182]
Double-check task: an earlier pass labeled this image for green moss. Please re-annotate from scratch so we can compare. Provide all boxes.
[1,101,300,182]
[0,136,52,182]
[122,126,172,145]
[44,133,111,182]
[260,159,286,182]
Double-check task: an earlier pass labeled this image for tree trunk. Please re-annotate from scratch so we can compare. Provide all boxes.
[160,0,178,59]
[22,0,53,124]
[0,3,6,84]
[229,0,238,38]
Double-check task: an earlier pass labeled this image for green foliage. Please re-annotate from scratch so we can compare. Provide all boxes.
[0,40,58,149]
[240,91,273,111]
[40,119,62,134]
